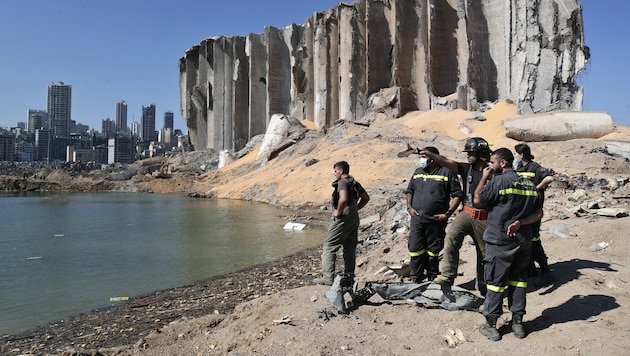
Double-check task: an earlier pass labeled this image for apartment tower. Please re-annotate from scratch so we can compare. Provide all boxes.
[47,82,72,137]
[116,100,128,133]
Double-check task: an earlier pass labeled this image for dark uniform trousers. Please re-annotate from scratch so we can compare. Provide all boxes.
[482,240,532,322]
[530,220,551,274]
[408,216,447,281]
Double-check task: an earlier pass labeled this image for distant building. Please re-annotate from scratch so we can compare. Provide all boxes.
[102,118,116,138]
[108,134,135,164]
[0,131,16,161]
[116,100,128,133]
[141,104,156,142]
[15,141,34,162]
[47,82,72,138]
[130,121,140,137]
[75,123,89,135]
[28,109,47,134]
[34,128,51,161]
[67,146,106,164]
[164,111,174,130]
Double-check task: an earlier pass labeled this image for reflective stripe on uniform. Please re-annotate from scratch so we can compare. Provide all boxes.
[412,174,449,181]
[427,250,439,257]
[517,172,536,178]
[409,249,426,257]
[532,235,541,242]
[509,280,528,288]
[499,187,538,197]
[486,284,506,293]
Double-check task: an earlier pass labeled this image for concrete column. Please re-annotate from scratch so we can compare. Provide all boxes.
[312,10,334,129]
[428,0,460,99]
[211,37,228,151]
[366,0,393,95]
[265,26,292,121]
[247,33,268,138]
[198,39,214,151]
[303,18,315,124]
[338,3,365,121]
[391,0,421,113]
[232,36,249,151]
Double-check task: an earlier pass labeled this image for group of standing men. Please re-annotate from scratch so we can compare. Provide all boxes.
[411,138,554,341]
[312,137,555,341]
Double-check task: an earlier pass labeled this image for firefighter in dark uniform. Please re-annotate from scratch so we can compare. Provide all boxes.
[421,137,492,295]
[514,143,555,287]
[474,148,543,341]
[405,147,462,282]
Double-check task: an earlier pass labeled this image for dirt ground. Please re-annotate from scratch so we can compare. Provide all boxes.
[2,102,630,355]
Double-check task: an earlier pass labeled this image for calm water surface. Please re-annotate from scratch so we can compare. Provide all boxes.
[0,192,325,335]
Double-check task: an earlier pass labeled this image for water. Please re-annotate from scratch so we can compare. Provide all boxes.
[0,192,325,335]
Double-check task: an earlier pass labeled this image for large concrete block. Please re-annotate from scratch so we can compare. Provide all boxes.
[504,112,614,141]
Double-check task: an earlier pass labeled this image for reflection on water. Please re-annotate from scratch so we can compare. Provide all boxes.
[0,192,324,335]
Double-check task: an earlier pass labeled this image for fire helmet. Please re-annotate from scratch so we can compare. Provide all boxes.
[463,137,492,161]
[463,137,492,153]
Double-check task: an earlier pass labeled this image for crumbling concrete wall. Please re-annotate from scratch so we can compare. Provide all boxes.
[179,0,588,151]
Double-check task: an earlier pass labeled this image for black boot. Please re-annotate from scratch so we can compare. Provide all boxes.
[535,258,554,287]
[479,318,501,341]
[512,314,526,339]
[427,255,440,282]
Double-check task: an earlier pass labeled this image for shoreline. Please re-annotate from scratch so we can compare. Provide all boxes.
[1,245,323,354]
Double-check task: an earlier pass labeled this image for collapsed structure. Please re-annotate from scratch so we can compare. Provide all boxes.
[179,0,588,152]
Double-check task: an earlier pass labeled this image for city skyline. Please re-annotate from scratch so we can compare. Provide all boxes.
[0,0,628,131]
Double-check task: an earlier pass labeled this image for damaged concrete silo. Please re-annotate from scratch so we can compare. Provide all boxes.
[179,0,589,152]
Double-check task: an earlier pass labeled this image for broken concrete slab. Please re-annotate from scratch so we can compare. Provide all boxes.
[503,111,614,141]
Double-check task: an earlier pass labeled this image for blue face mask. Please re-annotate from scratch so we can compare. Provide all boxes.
[513,159,522,169]
[419,157,430,169]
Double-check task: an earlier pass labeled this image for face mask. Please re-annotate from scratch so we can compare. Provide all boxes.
[513,159,521,169]
[419,157,430,169]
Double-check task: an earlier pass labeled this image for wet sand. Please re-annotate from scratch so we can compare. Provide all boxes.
[1,246,322,354]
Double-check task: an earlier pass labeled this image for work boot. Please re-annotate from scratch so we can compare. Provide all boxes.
[313,277,333,286]
[511,314,526,339]
[433,275,454,286]
[478,321,501,341]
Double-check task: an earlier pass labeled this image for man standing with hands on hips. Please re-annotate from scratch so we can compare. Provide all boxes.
[314,161,370,286]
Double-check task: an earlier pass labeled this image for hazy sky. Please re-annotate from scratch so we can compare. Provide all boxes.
[0,0,628,132]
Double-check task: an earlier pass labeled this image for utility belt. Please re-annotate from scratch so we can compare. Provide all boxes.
[463,205,488,220]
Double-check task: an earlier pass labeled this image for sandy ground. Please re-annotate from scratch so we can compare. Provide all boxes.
[2,102,630,355]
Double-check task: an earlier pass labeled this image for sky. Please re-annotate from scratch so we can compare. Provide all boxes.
[0,0,628,133]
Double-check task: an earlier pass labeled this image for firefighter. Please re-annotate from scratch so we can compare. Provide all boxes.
[514,143,556,287]
[405,147,462,282]
[314,161,370,286]
[474,148,542,341]
[420,137,492,295]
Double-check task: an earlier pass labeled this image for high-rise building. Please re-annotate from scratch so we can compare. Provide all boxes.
[130,121,139,137]
[108,134,135,164]
[47,82,72,137]
[163,111,174,130]
[0,131,16,161]
[116,100,128,133]
[141,104,156,142]
[28,109,48,133]
[102,118,116,138]
[34,128,51,161]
